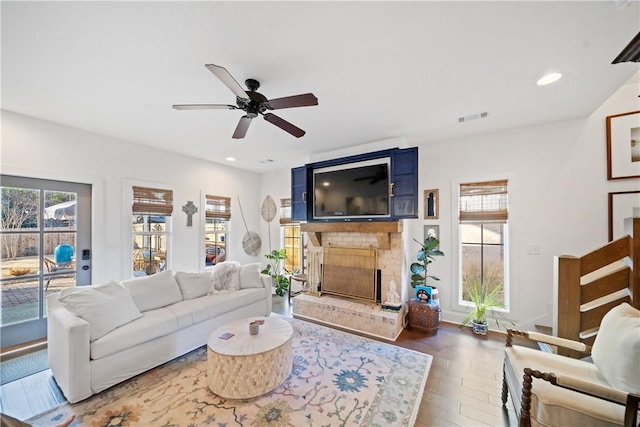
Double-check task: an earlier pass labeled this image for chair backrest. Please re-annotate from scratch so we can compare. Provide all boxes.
[556,217,640,356]
[54,244,74,264]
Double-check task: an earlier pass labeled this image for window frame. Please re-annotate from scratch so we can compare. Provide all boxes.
[202,194,231,269]
[280,198,303,275]
[127,181,174,278]
[451,176,512,315]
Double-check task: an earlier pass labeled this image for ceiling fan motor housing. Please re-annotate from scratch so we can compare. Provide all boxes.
[237,79,269,117]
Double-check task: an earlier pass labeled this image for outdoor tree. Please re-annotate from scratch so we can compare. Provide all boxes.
[1,188,38,260]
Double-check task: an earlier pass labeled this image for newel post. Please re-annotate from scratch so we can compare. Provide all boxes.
[556,255,581,357]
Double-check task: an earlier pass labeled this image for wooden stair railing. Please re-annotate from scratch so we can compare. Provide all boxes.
[556,217,639,357]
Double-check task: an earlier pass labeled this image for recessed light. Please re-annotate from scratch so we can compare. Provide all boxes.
[537,73,562,86]
[225,157,236,162]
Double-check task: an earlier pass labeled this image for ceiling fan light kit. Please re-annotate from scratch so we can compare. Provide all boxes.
[172,64,318,139]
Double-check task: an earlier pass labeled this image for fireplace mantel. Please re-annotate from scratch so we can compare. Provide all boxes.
[300,221,402,250]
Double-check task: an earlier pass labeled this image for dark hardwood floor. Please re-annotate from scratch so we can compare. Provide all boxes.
[0,296,518,426]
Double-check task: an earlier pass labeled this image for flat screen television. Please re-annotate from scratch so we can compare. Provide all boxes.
[313,158,391,220]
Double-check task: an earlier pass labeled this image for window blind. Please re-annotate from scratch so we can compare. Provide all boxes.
[205,195,231,220]
[459,179,508,222]
[132,186,173,216]
[280,198,292,224]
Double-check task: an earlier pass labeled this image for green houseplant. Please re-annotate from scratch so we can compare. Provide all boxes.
[261,248,289,297]
[459,271,514,335]
[410,233,444,289]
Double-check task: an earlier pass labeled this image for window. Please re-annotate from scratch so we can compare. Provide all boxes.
[205,195,230,267]
[458,180,509,307]
[132,186,172,276]
[280,198,302,274]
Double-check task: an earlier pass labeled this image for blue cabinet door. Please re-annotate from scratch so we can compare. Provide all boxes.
[291,166,308,221]
[390,147,418,218]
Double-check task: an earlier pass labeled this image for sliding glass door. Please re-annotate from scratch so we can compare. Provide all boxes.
[1,175,91,348]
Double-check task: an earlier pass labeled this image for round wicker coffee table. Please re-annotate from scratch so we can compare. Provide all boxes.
[206,316,293,399]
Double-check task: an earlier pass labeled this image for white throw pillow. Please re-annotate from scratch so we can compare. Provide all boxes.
[239,263,264,289]
[591,302,640,394]
[175,271,212,300]
[210,261,241,294]
[58,281,142,341]
[122,269,183,312]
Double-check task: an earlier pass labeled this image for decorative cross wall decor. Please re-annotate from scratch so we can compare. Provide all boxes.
[182,201,198,227]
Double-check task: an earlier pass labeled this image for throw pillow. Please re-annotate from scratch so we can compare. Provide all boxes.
[591,302,640,394]
[58,280,142,341]
[239,262,264,289]
[122,269,183,312]
[175,271,212,300]
[210,261,241,294]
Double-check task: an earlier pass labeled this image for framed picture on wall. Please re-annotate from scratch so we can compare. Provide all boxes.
[424,189,439,219]
[606,110,640,180]
[424,225,440,249]
[608,190,640,241]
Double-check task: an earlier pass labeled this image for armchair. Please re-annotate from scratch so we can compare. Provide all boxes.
[502,302,640,427]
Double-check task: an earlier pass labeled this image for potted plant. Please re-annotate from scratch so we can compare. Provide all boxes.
[459,272,514,335]
[410,231,445,297]
[261,248,289,297]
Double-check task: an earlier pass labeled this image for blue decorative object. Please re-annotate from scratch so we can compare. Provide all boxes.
[415,285,432,303]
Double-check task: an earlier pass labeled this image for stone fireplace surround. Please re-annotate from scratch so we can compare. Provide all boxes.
[291,221,406,341]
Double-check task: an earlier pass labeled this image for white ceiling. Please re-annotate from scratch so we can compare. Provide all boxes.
[2,1,639,173]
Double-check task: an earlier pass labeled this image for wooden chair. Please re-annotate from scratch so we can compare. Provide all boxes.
[44,257,74,290]
[503,303,640,427]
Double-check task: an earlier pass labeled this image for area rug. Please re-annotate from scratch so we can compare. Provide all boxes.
[0,349,48,385]
[27,318,432,427]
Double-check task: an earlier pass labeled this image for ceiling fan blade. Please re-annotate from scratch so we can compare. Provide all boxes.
[267,93,318,110]
[205,64,249,99]
[172,104,237,110]
[233,116,252,139]
[263,113,305,138]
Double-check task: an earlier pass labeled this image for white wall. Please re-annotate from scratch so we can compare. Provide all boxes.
[3,76,638,329]
[261,77,639,329]
[1,110,264,283]
[403,78,640,329]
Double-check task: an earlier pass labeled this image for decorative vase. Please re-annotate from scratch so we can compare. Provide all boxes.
[472,319,488,335]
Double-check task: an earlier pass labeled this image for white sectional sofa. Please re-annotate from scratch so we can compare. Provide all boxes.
[47,262,272,403]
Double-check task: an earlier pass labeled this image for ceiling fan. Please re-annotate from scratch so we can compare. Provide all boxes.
[172,64,318,139]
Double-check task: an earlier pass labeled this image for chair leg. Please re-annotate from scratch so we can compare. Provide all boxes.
[502,363,509,405]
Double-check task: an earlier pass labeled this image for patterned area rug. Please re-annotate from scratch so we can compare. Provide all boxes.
[27,318,432,427]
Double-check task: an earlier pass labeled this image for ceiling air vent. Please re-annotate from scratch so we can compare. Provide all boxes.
[458,112,489,123]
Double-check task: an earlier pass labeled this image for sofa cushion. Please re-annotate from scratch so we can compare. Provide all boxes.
[90,307,178,360]
[239,263,264,289]
[122,270,183,312]
[591,302,640,394]
[210,261,241,294]
[175,271,212,300]
[58,281,142,341]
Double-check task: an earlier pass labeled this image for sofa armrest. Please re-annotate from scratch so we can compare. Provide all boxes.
[47,293,92,403]
[260,273,273,315]
[507,329,591,354]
